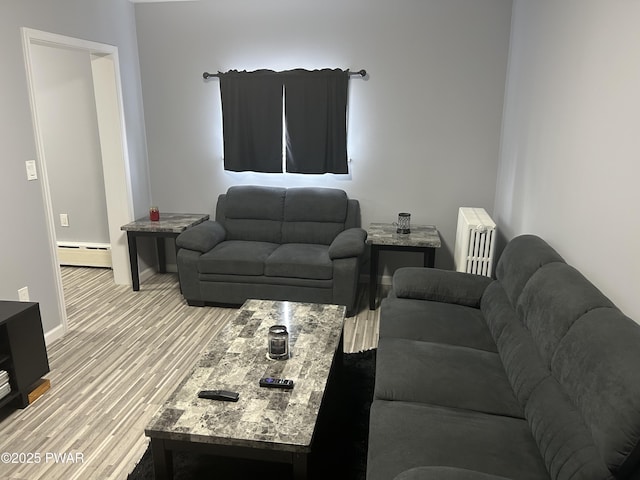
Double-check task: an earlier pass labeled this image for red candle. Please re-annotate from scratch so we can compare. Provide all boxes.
[149,207,160,221]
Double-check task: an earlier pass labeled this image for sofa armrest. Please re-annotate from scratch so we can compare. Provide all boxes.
[328,227,367,259]
[392,267,493,308]
[394,467,513,480]
[176,220,226,253]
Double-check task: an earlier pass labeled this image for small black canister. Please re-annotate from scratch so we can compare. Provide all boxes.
[268,325,289,360]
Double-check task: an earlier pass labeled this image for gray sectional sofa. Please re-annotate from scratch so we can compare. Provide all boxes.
[368,234,640,480]
[175,185,366,315]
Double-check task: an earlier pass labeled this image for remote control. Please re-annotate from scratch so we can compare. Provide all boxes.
[259,377,294,390]
[198,390,239,402]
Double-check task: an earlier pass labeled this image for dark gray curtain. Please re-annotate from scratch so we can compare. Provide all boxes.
[284,69,349,174]
[219,70,283,173]
[218,68,349,174]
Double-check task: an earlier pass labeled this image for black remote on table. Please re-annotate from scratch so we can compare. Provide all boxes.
[259,377,294,390]
[198,390,239,402]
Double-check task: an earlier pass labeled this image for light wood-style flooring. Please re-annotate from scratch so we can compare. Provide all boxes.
[0,267,382,480]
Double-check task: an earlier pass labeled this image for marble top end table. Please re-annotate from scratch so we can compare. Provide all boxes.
[366,223,441,310]
[120,213,209,291]
[145,299,346,480]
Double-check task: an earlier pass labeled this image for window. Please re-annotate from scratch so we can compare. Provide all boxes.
[219,69,349,174]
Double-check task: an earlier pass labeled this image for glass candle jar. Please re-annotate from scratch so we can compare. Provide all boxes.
[396,212,411,234]
[268,325,289,360]
[149,206,160,221]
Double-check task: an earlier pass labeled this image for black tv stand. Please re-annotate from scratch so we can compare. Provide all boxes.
[0,301,50,409]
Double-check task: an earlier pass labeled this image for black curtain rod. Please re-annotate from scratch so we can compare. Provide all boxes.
[203,69,366,80]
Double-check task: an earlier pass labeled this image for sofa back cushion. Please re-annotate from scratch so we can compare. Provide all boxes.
[487,235,640,479]
[495,235,565,306]
[481,282,549,406]
[551,308,640,478]
[525,376,611,480]
[483,282,615,480]
[521,307,640,480]
[281,187,349,245]
[217,185,285,243]
[516,262,615,367]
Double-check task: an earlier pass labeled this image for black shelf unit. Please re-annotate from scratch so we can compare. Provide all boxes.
[0,301,50,409]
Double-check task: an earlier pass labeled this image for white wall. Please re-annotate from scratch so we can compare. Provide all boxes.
[494,0,640,320]
[30,43,110,245]
[134,0,513,274]
[0,0,151,336]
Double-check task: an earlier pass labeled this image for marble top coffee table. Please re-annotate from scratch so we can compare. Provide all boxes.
[145,299,346,480]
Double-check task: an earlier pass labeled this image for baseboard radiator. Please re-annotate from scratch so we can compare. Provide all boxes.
[57,242,112,268]
[453,208,496,277]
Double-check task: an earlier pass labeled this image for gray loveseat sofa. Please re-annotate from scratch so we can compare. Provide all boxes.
[368,234,640,480]
[176,185,366,315]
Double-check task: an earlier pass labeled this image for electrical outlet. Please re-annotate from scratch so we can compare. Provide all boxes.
[60,213,69,227]
[18,286,30,302]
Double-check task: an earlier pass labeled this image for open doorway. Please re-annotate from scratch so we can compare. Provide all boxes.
[22,28,135,344]
[29,42,112,269]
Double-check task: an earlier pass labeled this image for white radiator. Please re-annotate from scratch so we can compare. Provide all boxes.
[453,208,496,277]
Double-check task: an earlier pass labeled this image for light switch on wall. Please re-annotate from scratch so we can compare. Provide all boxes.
[25,160,38,180]
[60,213,69,227]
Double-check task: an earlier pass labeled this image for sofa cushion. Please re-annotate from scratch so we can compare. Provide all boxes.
[481,282,549,406]
[375,337,522,418]
[394,467,513,480]
[494,235,565,307]
[198,273,331,288]
[224,185,285,220]
[283,187,348,222]
[517,263,615,367]
[223,218,283,244]
[198,240,279,275]
[264,243,333,280]
[551,308,640,478]
[393,268,493,308]
[380,296,497,352]
[367,400,549,480]
[524,377,611,480]
[281,187,347,244]
[222,186,285,243]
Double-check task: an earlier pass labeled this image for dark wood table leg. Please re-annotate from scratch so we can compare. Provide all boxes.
[369,244,380,310]
[423,247,435,268]
[151,438,173,480]
[126,231,140,291]
[175,241,183,293]
[156,237,166,273]
[292,452,308,480]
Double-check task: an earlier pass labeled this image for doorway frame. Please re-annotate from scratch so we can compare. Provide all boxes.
[22,28,135,344]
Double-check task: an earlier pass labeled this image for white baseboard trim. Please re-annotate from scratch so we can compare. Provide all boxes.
[45,323,66,347]
[138,264,178,284]
[139,266,156,283]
